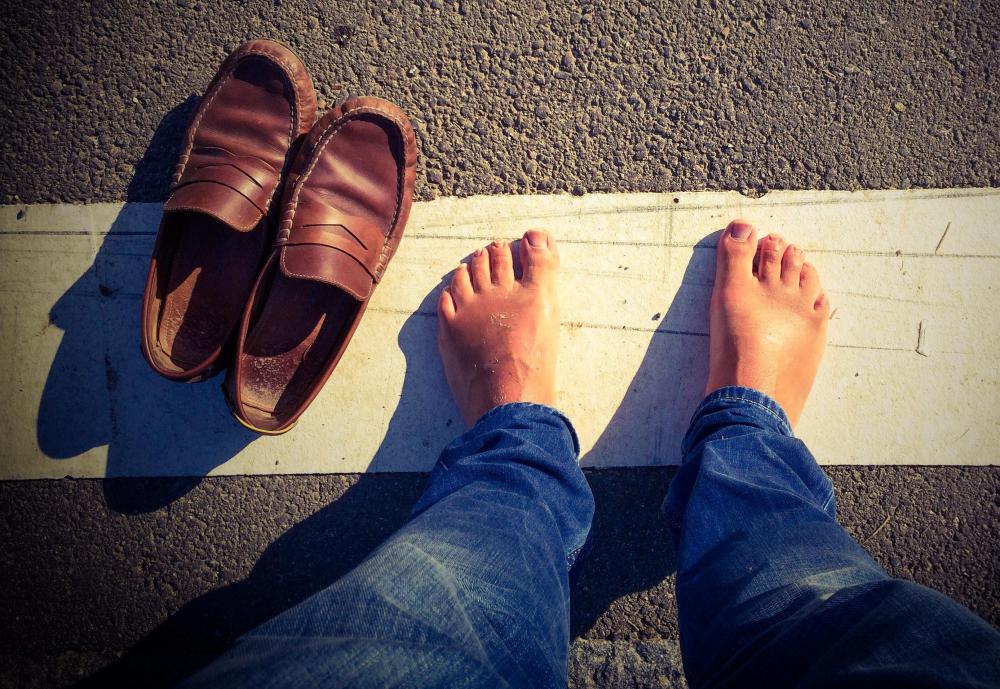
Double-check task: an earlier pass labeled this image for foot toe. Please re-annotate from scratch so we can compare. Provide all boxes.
[520,229,559,285]
[488,240,515,287]
[437,285,457,319]
[814,291,831,318]
[757,233,786,282]
[717,219,757,282]
[799,261,822,298]
[450,263,474,305]
[469,247,491,291]
[781,244,805,286]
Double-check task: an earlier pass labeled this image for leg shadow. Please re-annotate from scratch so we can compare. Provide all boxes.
[74,473,427,689]
[363,234,721,637]
[570,230,720,636]
[367,282,462,472]
[73,232,722,684]
[36,97,257,513]
[571,466,678,638]
[581,232,717,468]
[74,263,460,687]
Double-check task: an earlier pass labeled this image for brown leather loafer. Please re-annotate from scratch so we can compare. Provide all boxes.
[225,97,417,433]
[141,39,317,381]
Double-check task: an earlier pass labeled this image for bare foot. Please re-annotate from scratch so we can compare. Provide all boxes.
[437,230,561,426]
[705,220,830,426]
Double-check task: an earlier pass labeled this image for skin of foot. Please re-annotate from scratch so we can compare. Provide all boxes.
[437,230,560,426]
[705,219,830,427]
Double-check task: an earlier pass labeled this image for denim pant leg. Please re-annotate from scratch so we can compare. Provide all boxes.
[664,386,1000,689]
[179,403,594,689]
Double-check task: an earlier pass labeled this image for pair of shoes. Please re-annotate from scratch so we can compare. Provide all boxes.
[140,40,417,434]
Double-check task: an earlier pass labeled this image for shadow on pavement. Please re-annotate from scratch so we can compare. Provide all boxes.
[36,98,259,513]
[124,96,201,203]
[368,280,463,471]
[74,474,428,689]
[570,234,717,635]
[71,220,719,684]
[68,257,455,687]
[571,467,679,639]
[582,232,715,468]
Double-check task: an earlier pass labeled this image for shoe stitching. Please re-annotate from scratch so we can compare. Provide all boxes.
[163,42,307,390]
[172,70,234,184]
[240,45,306,120]
[237,48,298,212]
[172,47,300,214]
[279,104,413,292]
[242,41,317,131]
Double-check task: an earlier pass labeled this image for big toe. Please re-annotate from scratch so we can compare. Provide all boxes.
[520,229,559,286]
[716,219,757,282]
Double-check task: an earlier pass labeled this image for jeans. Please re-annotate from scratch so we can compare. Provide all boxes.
[182,388,1000,688]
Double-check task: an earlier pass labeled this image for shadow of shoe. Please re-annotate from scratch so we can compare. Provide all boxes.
[569,230,720,637]
[126,95,199,202]
[73,277,456,687]
[35,98,257,514]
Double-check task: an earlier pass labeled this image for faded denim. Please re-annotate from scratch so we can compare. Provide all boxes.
[182,392,1000,688]
[664,386,1000,688]
[181,403,593,688]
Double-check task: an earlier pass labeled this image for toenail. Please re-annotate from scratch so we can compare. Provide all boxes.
[474,248,483,257]
[526,232,546,247]
[728,221,752,241]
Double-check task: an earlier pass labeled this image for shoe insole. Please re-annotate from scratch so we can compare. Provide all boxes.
[157,212,265,367]
[240,269,360,423]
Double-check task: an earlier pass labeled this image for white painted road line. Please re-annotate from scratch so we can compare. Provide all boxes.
[0,189,998,478]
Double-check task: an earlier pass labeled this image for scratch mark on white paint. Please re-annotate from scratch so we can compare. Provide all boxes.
[916,320,929,357]
[935,221,952,254]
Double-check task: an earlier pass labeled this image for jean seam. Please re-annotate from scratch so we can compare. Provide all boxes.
[476,401,565,424]
[566,544,584,568]
[474,402,580,456]
[711,394,792,435]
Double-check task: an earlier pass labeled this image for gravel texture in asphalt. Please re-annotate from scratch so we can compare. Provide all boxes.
[1,0,998,687]
[1,468,998,688]
[2,0,999,204]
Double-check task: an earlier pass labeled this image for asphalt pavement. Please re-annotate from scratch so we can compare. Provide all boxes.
[1,1,998,687]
